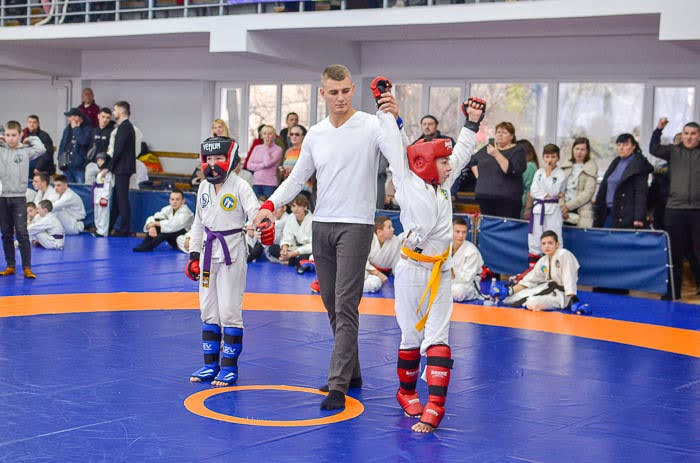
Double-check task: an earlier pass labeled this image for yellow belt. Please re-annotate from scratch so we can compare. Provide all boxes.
[401,245,450,332]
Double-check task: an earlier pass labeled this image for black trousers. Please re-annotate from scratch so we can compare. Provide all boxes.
[134,229,186,251]
[109,175,131,234]
[0,197,31,269]
[477,197,522,219]
[665,208,700,298]
[267,244,310,266]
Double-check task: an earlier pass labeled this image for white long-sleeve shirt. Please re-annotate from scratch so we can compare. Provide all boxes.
[143,204,194,234]
[520,248,580,296]
[452,240,483,284]
[33,185,59,206]
[268,111,403,225]
[52,187,86,222]
[383,127,477,269]
[28,212,64,237]
[530,166,566,215]
[280,212,313,255]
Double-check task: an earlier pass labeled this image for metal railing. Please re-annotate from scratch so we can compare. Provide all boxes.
[0,0,522,26]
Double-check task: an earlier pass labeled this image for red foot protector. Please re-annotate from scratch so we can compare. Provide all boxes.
[396,348,422,417]
[419,344,453,429]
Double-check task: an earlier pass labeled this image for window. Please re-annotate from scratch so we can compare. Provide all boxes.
[219,87,241,140]
[281,84,311,130]
[428,87,461,142]
[470,83,548,151]
[317,89,327,122]
[557,83,644,171]
[653,86,696,144]
[394,83,423,142]
[248,84,277,149]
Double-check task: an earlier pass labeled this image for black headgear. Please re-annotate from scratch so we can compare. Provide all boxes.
[200,136,239,184]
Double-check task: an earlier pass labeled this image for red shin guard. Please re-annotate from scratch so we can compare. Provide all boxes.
[396,348,422,417]
[419,344,453,429]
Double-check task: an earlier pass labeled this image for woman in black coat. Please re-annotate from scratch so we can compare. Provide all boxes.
[594,133,653,228]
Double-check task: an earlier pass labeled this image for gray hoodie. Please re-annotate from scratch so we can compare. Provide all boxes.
[0,136,46,198]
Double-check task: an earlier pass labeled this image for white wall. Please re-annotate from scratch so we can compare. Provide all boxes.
[0,79,67,144]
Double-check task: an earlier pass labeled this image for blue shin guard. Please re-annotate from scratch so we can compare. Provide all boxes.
[213,327,242,385]
[191,323,221,381]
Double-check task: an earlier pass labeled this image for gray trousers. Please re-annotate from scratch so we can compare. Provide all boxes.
[312,222,374,393]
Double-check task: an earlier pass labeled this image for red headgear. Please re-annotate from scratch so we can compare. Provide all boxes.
[407,138,453,185]
[200,136,239,184]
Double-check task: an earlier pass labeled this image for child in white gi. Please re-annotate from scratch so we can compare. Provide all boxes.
[382,96,485,433]
[519,144,566,281]
[185,136,273,387]
[92,153,113,237]
[133,189,194,252]
[52,175,86,235]
[451,217,486,302]
[363,216,403,293]
[26,202,38,227]
[504,230,579,311]
[28,200,65,250]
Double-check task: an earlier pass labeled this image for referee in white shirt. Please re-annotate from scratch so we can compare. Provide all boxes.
[254,65,403,410]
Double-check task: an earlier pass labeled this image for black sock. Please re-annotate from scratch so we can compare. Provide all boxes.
[318,377,362,392]
[320,390,345,410]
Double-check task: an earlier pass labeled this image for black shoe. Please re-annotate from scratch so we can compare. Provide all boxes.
[133,246,152,252]
[318,377,362,392]
[320,390,345,410]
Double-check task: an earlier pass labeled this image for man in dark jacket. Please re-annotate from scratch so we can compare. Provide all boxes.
[413,114,456,146]
[650,118,700,298]
[22,115,55,178]
[594,134,653,229]
[90,107,116,159]
[58,108,93,184]
[108,101,136,237]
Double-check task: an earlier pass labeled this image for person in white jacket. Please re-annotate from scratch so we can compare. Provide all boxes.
[31,172,59,206]
[28,200,65,250]
[504,230,580,311]
[363,215,403,293]
[52,175,86,235]
[92,153,114,237]
[133,189,194,252]
[451,217,486,302]
[266,194,313,270]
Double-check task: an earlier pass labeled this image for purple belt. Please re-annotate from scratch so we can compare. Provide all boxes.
[529,198,560,233]
[202,227,244,285]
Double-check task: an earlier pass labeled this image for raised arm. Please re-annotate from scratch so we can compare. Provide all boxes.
[649,117,672,161]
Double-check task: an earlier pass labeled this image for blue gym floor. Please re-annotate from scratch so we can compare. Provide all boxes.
[0,236,698,462]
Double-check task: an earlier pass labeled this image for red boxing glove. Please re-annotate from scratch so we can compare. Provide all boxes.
[185,252,201,281]
[258,218,275,246]
[99,198,108,207]
[371,76,393,108]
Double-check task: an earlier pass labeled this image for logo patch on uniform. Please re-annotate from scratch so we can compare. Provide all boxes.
[555,260,560,268]
[220,194,237,211]
[440,189,449,200]
[201,193,210,209]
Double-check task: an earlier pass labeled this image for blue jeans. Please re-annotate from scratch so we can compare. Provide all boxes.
[253,185,276,199]
[63,167,85,184]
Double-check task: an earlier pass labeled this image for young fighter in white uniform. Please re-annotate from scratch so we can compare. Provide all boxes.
[504,230,579,311]
[52,175,86,235]
[28,200,65,250]
[31,173,59,206]
[363,216,403,293]
[185,136,274,387]
[382,96,486,433]
[451,217,486,302]
[92,153,113,237]
[133,189,194,252]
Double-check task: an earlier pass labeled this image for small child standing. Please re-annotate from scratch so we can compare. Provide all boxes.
[28,200,65,250]
[185,136,273,387]
[92,153,113,237]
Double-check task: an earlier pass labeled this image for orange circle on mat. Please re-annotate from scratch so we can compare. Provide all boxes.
[184,385,364,427]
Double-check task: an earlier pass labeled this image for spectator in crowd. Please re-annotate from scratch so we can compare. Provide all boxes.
[363,215,402,293]
[58,108,93,184]
[279,125,307,180]
[31,172,59,206]
[504,230,580,311]
[28,200,65,250]
[133,189,194,252]
[92,153,113,237]
[0,120,45,278]
[469,122,526,218]
[211,119,230,138]
[267,194,312,270]
[105,109,143,190]
[22,115,55,178]
[263,203,292,263]
[243,124,265,171]
[518,139,538,219]
[560,137,598,228]
[413,114,455,146]
[26,202,38,227]
[650,118,700,298]
[451,217,485,302]
[279,112,299,151]
[78,88,100,127]
[594,133,653,229]
[85,107,116,184]
[247,125,283,198]
[108,101,136,237]
[52,175,86,235]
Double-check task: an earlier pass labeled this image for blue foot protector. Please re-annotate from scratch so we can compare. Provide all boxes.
[191,323,221,381]
[213,327,242,385]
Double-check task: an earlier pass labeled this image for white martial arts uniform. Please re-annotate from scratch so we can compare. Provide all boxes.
[528,167,566,255]
[280,212,313,255]
[263,212,293,263]
[53,187,85,235]
[383,126,477,354]
[189,173,259,328]
[176,231,190,254]
[130,160,149,190]
[143,203,194,235]
[503,248,579,311]
[33,185,59,206]
[28,212,65,250]
[451,240,485,302]
[363,232,404,293]
[92,170,113,236]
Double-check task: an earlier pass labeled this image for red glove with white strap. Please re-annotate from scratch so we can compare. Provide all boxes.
[185,252,200,281]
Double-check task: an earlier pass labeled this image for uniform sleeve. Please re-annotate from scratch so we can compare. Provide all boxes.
[28,218,50,234]
[143,214,156,232]
[159,205,194,234]
[561,251,579,296]
[188,186,205,255]
[455,244,483,283]
[520,256,547,288]
[51,192,70,211]
[268,137,316,209]
[21,136,46,161]
[447,128,477,189]
[376,111,410,188]
[528,170,545,200]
